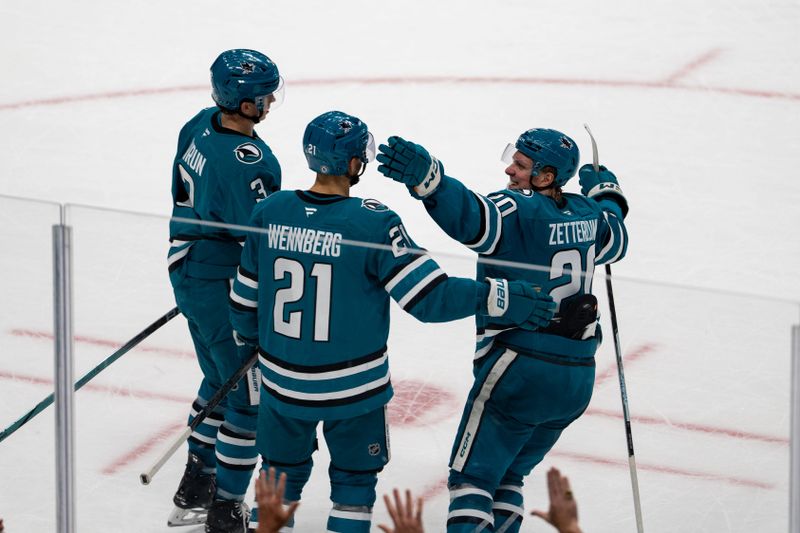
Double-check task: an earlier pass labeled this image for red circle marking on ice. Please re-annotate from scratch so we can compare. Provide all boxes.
[388,379,457,427]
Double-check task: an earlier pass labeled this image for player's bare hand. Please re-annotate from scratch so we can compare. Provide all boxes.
[378,488,424,533]
[255,467,300,533]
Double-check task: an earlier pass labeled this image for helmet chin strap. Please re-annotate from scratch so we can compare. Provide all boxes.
[347,160,367,186]
[237,108,261,124]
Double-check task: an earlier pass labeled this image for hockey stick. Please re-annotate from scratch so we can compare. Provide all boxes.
[0,306,181,444]
[140,350,259,485]
[584,124,644,533]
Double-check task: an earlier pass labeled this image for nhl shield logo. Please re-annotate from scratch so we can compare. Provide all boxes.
[234,142,263,165]
[368,443,381,456]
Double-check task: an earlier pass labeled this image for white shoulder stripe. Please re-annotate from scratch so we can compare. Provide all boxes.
[230,289,257,308]
[397,268,445,308]
[596,212,617,262]
[167,246,191,266]
[236,270,258,289]
[466,195,493,250]
[481,199,504,255]
[385,254,431,292]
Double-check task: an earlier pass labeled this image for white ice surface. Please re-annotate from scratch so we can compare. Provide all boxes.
[1,1,799,532]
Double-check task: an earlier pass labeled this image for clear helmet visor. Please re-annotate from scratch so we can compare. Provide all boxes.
[255,76,285,113]
[500,143,517,164]
[500,143,542,175]
[364,131,376,163]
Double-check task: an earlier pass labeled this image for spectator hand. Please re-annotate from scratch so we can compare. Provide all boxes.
[377,136,443,198]
[378,488,424,533]
[530,467,582,533]
[255,467,299,533]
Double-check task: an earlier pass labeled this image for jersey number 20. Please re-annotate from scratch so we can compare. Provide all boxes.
[549,245,596,311]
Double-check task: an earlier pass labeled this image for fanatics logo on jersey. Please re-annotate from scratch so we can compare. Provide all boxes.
[304,207,317,217]
[234,143,263,165]
[361,198,388,212]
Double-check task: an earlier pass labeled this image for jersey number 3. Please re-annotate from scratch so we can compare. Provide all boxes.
[272,258,332,342]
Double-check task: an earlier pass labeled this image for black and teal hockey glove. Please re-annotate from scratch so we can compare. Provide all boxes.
[578,164,628,217]
[377,136,443,198]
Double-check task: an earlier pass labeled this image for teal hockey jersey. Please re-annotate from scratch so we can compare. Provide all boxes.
[229,190,489,420]
[168,108,281,281]
[418,175,628,361]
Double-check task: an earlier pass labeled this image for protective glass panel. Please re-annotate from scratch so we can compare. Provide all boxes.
[1,204,796,532]
[0,195,61,530]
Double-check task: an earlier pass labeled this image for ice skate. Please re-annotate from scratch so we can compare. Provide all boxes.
[205,499,250,533]
[168,452,216,527]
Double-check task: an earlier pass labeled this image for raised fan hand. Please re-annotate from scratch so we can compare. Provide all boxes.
[486,279,556,330]
[255,468,300,533]
[377,136,443,197]
[578,164,628,216]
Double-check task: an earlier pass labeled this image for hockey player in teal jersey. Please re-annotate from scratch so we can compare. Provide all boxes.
[167,49,284,532]
[377,129,629,533]
[229,111,557,533]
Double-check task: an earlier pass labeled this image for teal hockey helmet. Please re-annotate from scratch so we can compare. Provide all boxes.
[303,111,376,176]
[502,128,580,187]
[210,49,283,115]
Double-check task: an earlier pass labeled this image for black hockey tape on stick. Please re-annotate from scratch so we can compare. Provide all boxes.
[584,123,645,533]
[0,306,181,444]
[139,350,258,485]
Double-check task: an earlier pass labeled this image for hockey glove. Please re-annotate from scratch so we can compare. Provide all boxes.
[486,278,556,330]
[578,164,629,217]
[377,136,443,198]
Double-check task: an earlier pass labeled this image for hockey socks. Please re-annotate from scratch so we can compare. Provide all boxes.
[446,483,495,532]
[187,397,224,469]
[215,415,259,501]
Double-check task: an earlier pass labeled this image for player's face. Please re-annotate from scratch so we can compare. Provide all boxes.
[505,151,534,189]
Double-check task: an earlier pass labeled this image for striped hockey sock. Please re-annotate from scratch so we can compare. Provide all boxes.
[214,420,258,500]
[447,484,495,532]
[326,504,372,533]
[492,484,525,533]
[187,397,224,469]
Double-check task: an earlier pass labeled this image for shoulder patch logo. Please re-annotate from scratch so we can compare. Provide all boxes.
[361,198,388,212]
[234,142,263,165]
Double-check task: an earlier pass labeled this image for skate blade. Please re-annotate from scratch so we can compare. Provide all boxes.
[167,506,207,527]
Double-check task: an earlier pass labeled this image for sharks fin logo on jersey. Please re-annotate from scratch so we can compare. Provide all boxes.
[234,142,263,164]
[361,198,388,212]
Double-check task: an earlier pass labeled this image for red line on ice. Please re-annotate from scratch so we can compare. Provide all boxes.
[585,406,788,445]
[594,342,656,386]
[550,450,775,490]
[0,370,782,489]
[0,73,798,112]
[9,328,194,359]
[662,48,723,85]
[0,370,192,404]
[102,421,185,475]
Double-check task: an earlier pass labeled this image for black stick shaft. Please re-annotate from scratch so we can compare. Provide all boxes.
[0,307,180,444]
